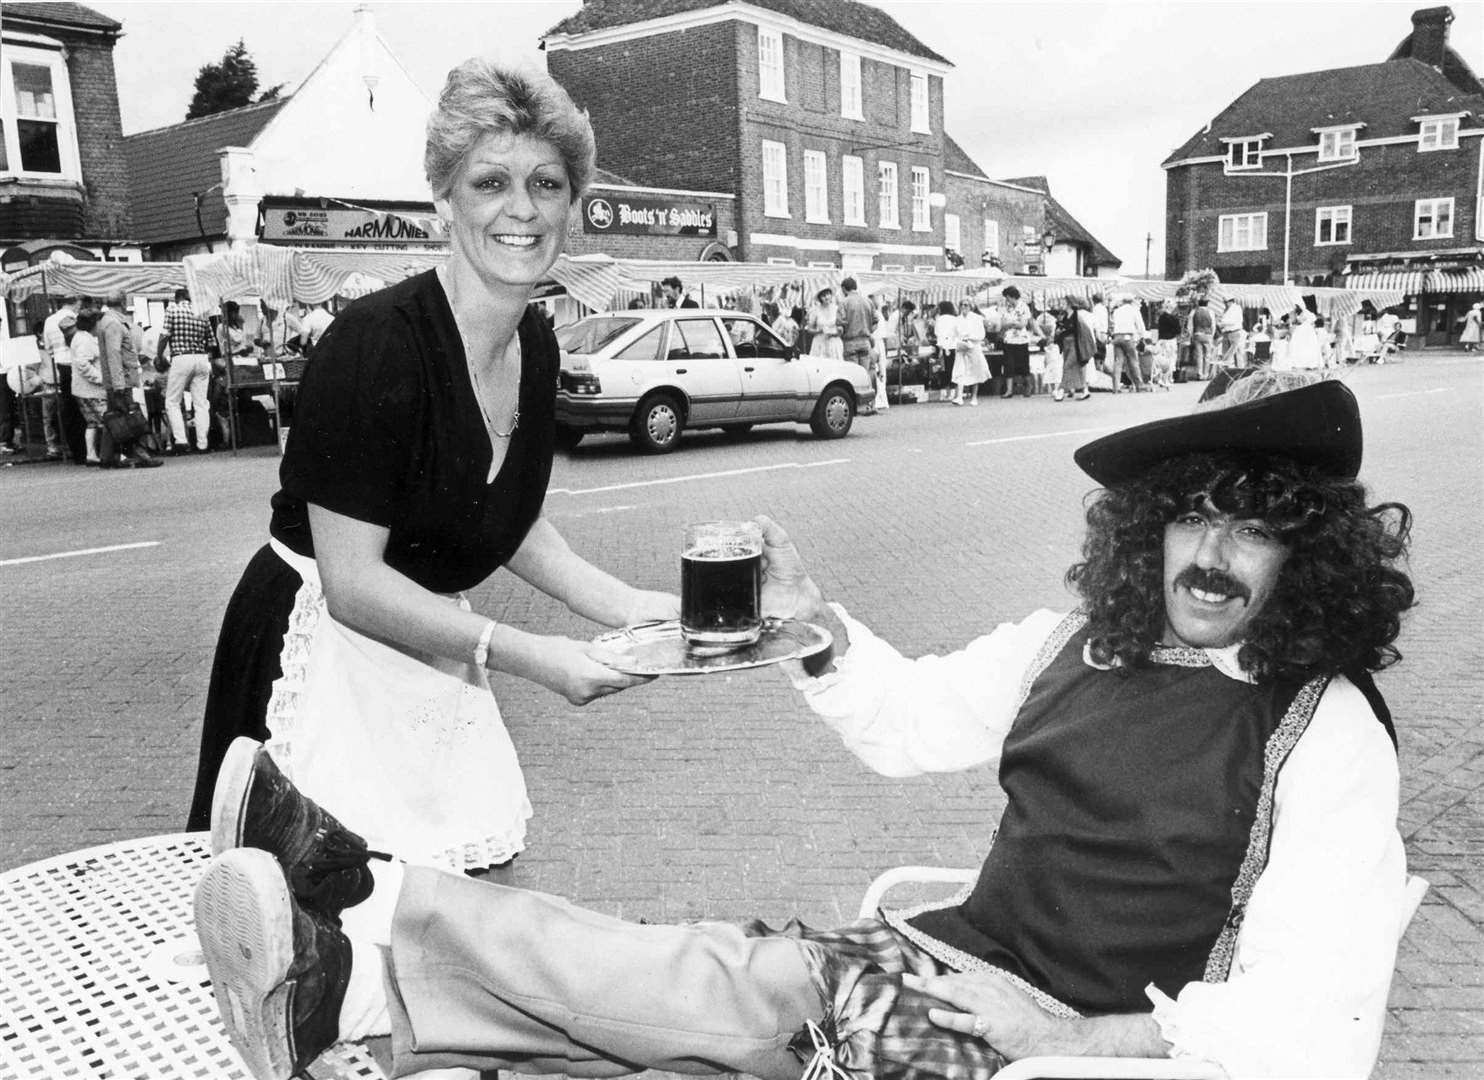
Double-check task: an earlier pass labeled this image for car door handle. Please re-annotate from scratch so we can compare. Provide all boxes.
[743,366,755,373]
[674,368,687,374]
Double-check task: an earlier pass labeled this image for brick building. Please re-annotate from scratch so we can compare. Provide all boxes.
[1163,6,1484,344]
[0,2,141,273]
[543,0,953,272]
[941,136,1121,279]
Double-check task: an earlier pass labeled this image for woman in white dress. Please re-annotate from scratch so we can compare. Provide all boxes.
[807,288,843,360]
[1285,305,1323,370]
[953,298,990,406]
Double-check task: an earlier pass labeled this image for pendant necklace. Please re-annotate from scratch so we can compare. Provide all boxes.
[441,268,520,485]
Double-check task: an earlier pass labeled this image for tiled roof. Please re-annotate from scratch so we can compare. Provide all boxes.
[1164,58,1484,164]
[943,135,988,178]
[1001,175,1050,193]
[544,0,948,65]
[1,2,122,32]
[122,99,290,246]
[1042,194,1120,268]
[1387,29,1484,95]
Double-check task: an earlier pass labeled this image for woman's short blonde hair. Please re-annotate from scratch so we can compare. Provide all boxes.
[425,59,596,201]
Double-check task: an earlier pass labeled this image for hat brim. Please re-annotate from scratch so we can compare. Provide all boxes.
[1073,380,1363,487]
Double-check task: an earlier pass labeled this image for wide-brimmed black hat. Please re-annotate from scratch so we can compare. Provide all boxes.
[1073,376,1363,486]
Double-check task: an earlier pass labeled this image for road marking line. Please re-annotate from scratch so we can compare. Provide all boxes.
[0,540,161,567]
[967,425,1115,447]
[549,459,849,496]
[1376,388,1448,400]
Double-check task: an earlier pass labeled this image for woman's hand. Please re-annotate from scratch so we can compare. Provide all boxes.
[757,515,827,623]
[512,633,655,705]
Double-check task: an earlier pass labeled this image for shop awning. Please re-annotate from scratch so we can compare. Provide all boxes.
[1425,267,1484,293]
[0,260,186,301]
[1342,271,1426,294]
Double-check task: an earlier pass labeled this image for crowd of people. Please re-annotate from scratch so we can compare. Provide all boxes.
[1,290,335,465]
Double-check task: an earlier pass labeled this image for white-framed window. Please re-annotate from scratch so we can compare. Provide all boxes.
[762,140,789,217]
[839,51,862,119]
[807,260,836,269]
[913,264,936,273]
[910,167,931,231]
[1418,116,1460,151]
[842,155,865,225]
[1316,126,1359,162]
[766,256,797,266]
[1414,197,1454,239]
[1218,212,1268,252]
[983,219,999,257]
[878,160,899,229]
[757,27,785,102]
[1225,138,1264,171]
[1315,205,1352,246]
[803,149,829,223]
[944,213,961,252]
[881,263,906,273]
[909,72,929,133]
[0,43,82,181]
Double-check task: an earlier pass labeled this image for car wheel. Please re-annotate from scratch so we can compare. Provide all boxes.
[630,393,683,453]
[554,423,584,451]
[810,384,854,438]
[721,423,753,439]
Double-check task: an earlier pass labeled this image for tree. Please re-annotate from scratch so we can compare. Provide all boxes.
[185,40,280,120]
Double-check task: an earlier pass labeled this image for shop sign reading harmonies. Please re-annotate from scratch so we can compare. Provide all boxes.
[260,203,439,245]
[582,195,716,237]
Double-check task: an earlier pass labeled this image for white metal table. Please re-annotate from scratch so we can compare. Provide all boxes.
[0,833,385,1079]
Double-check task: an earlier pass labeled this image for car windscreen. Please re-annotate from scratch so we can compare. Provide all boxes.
[557,317,643,356]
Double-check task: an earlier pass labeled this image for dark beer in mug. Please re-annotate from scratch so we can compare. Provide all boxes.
[681,521,763,653]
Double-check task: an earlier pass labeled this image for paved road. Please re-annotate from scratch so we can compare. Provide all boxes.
[3,356,1480,1078]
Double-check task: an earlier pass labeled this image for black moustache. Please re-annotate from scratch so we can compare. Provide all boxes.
[1174,567,1251,603]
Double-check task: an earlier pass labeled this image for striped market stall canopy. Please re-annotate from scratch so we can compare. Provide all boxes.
[1341,270,1427,294]
[1,260,186,301]
[1425,266,1484,293]
[182,247,445,311]
[544,255,839,311]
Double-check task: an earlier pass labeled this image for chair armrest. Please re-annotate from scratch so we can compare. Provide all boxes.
[995,1055,1227,1079]
[858,866,977,919]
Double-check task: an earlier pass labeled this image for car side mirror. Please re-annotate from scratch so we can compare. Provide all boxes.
[788,346,800,361]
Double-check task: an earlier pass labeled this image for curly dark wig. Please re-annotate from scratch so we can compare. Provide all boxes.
[1066,452,1415,684]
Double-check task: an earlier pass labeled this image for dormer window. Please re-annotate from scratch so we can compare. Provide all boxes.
[1415,114,1462,151]
[1315,124,1361,162]
[1222,135,1268,171]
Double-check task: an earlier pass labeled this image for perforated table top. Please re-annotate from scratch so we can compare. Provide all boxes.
[0,833,384,1079]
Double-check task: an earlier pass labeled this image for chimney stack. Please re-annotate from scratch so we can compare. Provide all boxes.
[1409,6,1453,69]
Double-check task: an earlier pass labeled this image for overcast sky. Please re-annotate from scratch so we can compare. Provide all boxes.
[107,0,1484,276]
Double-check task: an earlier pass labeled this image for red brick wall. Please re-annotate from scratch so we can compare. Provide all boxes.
[944,174,1045,275]
[1166,138,1482,282]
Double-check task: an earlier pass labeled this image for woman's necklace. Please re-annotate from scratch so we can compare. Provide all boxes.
[466,334,521,440]
[441,267,521,440]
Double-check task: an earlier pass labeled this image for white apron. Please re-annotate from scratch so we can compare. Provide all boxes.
[262,539,532,871]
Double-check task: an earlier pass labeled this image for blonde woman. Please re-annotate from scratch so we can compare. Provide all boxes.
[188,60,678,871]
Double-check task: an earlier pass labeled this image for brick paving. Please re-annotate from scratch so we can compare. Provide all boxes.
[2,354,1480,1078]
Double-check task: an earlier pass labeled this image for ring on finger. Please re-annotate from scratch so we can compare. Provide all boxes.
[970,1015,988,1039]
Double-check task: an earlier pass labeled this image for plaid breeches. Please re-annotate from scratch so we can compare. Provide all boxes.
[745,916,1010,1080]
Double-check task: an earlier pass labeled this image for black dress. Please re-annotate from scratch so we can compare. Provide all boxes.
[187,271,557,833]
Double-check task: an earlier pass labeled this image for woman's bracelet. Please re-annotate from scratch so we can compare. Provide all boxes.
[473,618,498,667]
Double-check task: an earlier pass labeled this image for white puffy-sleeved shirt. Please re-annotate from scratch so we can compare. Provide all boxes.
[792,605,1408,1079]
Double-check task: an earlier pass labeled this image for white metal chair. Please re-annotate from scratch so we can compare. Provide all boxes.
[859,867,1430,1080]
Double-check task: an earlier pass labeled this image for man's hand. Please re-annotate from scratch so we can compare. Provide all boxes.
[902,971,1065,1061]
[756,514,827,624]
[902,971,1170,1061]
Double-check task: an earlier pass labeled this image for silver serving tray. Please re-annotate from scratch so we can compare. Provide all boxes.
[593,618,832,676]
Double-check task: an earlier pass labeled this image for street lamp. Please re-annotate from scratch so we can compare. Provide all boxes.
[1225,152,1358,284]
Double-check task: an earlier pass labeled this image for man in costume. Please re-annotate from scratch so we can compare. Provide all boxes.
[195,371,1415,1080]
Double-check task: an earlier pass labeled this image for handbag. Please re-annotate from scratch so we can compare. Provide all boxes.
[102,402,151,444]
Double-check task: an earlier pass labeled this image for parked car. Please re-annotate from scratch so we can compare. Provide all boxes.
[554,309,873,453]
